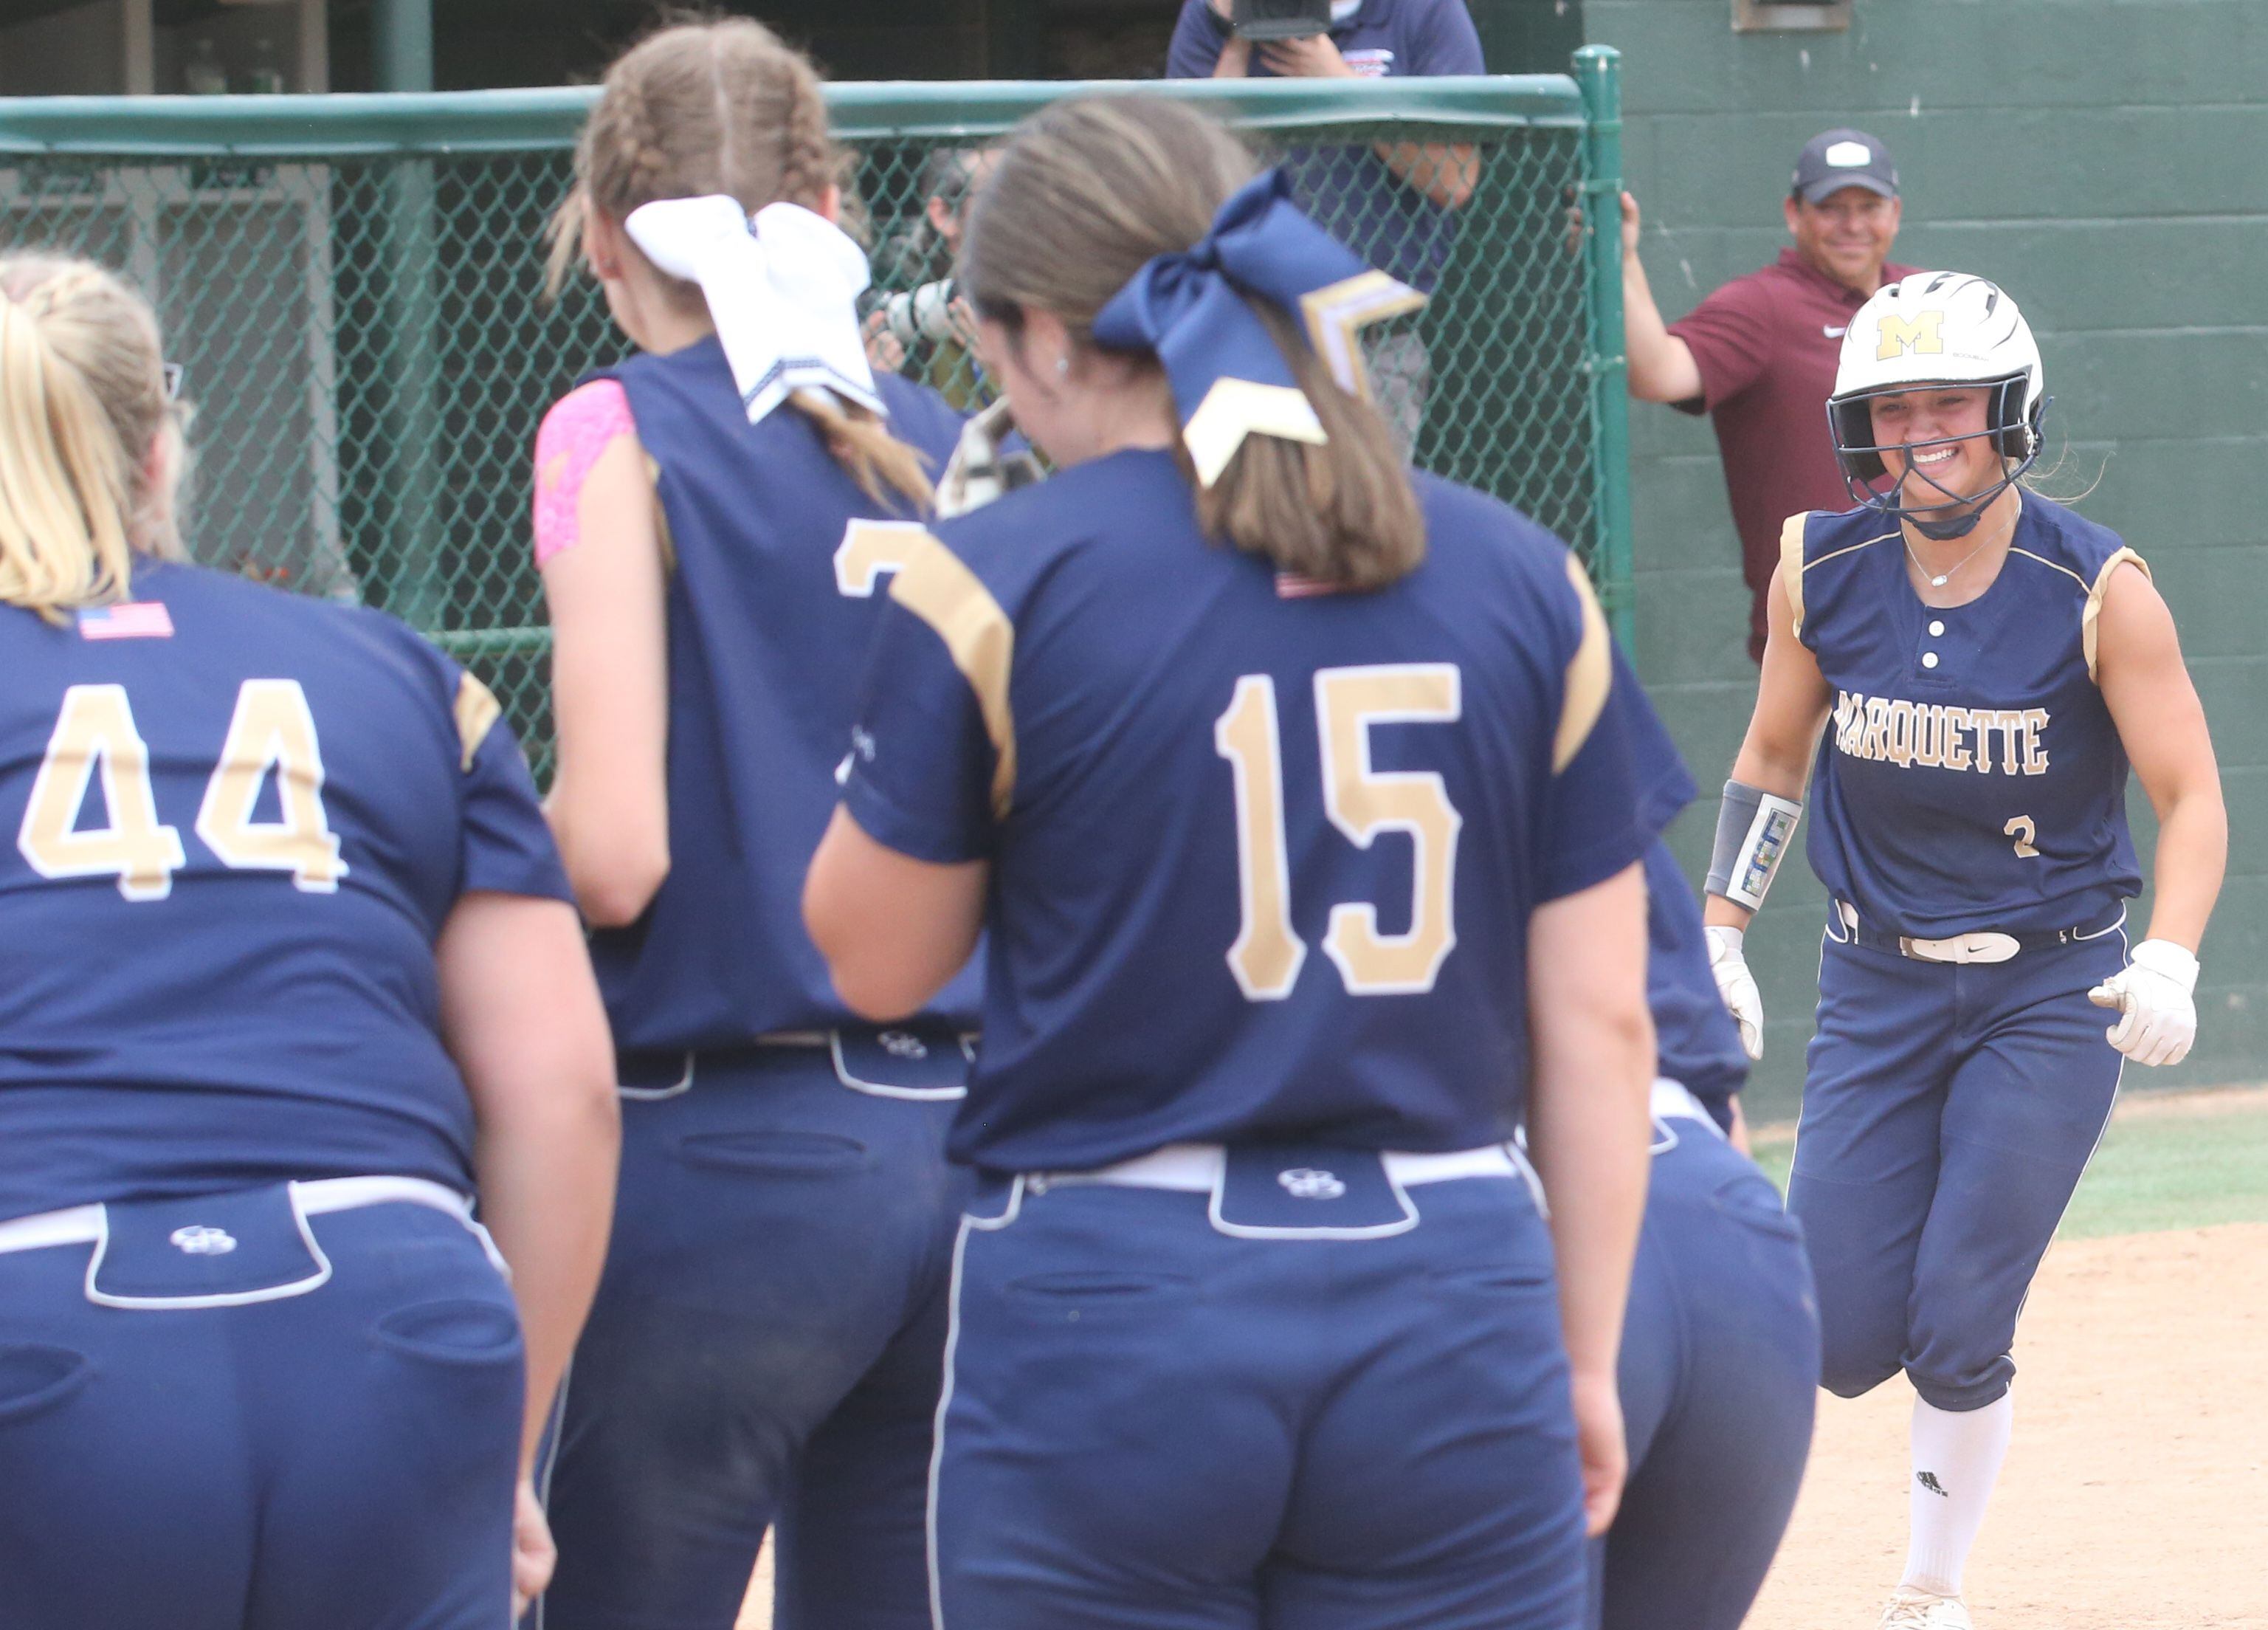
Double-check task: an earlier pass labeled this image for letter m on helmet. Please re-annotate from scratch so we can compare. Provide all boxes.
[1876,309,1945,361]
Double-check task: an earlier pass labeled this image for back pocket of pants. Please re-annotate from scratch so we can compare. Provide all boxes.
[675,1129,869,1177]
[1002,1270,1193,1322]
[0,1343,92,1426]
[374,1299,524,1366]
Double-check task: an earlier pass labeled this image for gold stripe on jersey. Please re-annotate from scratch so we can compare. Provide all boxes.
[1779,512,1810,639]
[1807,529,1900,576]
[1830,690,2050,776]
[1183,379,1328,488]
[1553,554,1610,773]
[2081,546,2149,684]
[887,532,1018,818]
[1297,269,1427,401]
[455,673,503,771]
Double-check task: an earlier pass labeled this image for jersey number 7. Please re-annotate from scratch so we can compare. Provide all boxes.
[17,681,346,901]
[1215,665,1463,1001]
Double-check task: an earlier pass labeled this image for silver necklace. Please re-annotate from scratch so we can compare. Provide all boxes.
[1904,534,1989,588]
[1904,508,2015,588]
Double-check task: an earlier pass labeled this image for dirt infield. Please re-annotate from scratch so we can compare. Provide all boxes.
[1749,1220,2268,1629]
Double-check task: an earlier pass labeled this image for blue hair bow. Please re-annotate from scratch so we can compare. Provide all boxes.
[1092,169,1425,486]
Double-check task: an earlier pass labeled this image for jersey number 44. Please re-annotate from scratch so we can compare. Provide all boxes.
[17,680,346,901]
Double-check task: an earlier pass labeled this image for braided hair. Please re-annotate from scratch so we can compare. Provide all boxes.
[547,18,929,509]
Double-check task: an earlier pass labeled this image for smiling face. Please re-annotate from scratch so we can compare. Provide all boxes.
[1785,185,1902,296]
[1867,385,2002,508]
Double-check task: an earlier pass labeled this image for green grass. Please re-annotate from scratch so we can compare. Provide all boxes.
[1746,1092,2268,1242]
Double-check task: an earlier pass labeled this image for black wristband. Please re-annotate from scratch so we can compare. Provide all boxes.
[1202,3,1233,41]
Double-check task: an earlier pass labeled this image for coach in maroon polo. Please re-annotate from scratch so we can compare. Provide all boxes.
[1621,128,1920,662]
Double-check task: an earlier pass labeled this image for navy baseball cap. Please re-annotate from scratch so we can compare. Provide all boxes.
[1792,128,1898,204]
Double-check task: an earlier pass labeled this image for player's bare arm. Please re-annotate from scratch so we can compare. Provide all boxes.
[538,431,672,926]
[804,805,987,1019]
[1619,193,1704,404]
[1705,559,1832,935]
[1525,859,1654,1538]
[2095,563,2226,954]
[436,891,619,1612]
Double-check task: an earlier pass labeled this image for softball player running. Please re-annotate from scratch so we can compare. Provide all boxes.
[0,255,617,1628]
[529,21,976,1629]
[1590,831,1820,1630]
[806,95,1680,1630]
[1702,272,2226,1629]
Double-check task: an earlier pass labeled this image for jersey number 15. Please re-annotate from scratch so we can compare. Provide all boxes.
[1216,664,1463,1001]
[17,681,346,901]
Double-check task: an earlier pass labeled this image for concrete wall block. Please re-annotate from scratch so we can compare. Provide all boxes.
[2143,543,2268,656]
[1916,221,2268,333]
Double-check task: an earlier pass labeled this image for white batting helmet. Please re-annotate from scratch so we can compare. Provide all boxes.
[1827,272,2045,489]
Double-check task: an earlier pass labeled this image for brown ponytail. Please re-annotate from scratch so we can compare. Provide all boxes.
[960,95,1423,589]
[0,255,185,622]
[546,16,932,511]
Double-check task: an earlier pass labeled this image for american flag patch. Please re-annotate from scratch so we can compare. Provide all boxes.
[77,602,175,640]
[1275,572,1345,599]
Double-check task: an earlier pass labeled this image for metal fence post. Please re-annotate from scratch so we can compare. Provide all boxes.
[374,0,434,94]
[1575,44,1635,646]
[375,0,445,627]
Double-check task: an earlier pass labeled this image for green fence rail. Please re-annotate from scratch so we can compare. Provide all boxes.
[0,63,1629,777]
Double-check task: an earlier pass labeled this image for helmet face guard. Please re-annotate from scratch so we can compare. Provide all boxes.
[1827,372,2047,539]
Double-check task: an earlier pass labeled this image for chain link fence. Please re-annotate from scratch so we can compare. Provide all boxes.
[0,67,1629,780]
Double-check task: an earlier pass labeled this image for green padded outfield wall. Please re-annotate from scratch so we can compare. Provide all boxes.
[1585,0,2268,1117]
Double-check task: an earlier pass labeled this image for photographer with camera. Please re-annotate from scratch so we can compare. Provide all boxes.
[1166,0,1482,454]
[864,147,994,410]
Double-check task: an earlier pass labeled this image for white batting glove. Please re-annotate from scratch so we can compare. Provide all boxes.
[2087,938,2199,1067]
[1705,924,1764,1062]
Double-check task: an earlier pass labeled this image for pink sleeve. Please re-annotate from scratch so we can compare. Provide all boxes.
[532,379,638,567]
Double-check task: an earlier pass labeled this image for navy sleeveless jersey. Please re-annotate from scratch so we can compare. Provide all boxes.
[841,450,1686,1173]
[0,560,570,1221]
[1788,496,2143,938]
[590,339,978,1049]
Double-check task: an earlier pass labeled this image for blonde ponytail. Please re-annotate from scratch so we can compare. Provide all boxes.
[789,390,935,512]
[0,256,182,622]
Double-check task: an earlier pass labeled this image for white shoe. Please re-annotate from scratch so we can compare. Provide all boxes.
[1879,1589,1974,1629]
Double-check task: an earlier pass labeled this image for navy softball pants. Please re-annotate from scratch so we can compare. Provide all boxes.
[534,1042,966,1630]
[932,1162,1590,1630]
[1790,918,2126,1411]
[1590,1111,1819,1630]
[0,1197,523,1630]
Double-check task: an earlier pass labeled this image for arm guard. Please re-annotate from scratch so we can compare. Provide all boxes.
[1704,780,1804,911]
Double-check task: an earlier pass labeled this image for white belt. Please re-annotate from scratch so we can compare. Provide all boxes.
[1035,1141,1528,1194]
[0,1175,475,1258]
[1650,1079,1723,1130]
[1835,901,2020,964]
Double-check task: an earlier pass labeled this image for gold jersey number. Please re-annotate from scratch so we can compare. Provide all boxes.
[18,680,347,901]
[1215,664,1464,1000]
